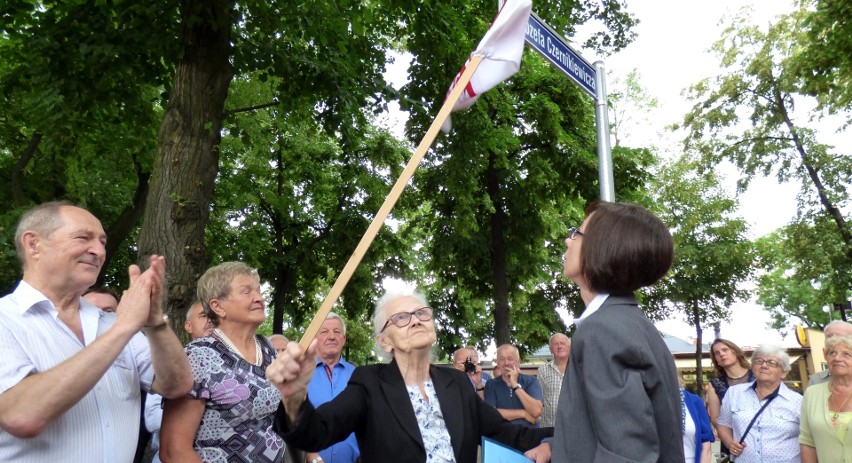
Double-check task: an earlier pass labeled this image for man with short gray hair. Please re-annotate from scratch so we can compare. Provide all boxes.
[538,333,570,427]
[0,201,192,462]
[305,313,359,463]
[810,320,852,385]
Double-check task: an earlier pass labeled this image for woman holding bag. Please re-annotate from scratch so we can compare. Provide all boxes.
[717,344,801,463]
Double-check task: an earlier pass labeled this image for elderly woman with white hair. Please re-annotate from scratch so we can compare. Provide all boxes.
[266,289,552,462]
[717,344,802,463]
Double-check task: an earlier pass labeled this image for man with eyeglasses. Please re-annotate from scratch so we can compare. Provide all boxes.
[810,320,852,386]
[484,344,544,428]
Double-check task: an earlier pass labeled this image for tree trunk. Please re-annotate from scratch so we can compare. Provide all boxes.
[12,131,42,207]
[771,72,852,259]
[486,151,511,346]
[98,153,150,285]
[137,0,235,337]
[692,300,704,399]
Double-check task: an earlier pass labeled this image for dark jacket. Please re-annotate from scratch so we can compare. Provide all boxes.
[275,359,552,463]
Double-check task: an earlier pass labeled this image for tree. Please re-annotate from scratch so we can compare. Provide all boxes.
[397,0,644,354]
[648,155,753,395]
[136,0,409,326]
[1,0,410,330]
[790,0,852,119]
[0,2,169,292]
[680,7,852,330]
[203,74,413,345]
[754,218,851,331]
[608,69,659,148]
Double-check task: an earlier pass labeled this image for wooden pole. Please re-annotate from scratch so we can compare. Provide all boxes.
[298,54,486,351]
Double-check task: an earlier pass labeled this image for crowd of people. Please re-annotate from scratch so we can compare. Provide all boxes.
[1,199,845,463]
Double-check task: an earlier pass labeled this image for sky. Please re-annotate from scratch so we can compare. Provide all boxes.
[568,0,802,348]
[380,0,818,352]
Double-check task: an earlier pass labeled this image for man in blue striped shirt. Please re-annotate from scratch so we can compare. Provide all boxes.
[0,201,193,462]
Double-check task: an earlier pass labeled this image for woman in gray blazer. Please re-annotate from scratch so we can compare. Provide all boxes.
[526,201,683,463]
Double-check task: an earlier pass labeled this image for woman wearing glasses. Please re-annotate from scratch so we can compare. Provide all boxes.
[267,289,552,462]
[531,201,684,463]
[718,345,801,463]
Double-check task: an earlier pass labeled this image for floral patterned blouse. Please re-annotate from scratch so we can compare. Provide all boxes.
[185,335,284,463]
[406,380,455,463]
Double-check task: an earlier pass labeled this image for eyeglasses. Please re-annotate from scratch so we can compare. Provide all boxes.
[380,307,433,332]
[568,227,584,240]
[753,358,781,368]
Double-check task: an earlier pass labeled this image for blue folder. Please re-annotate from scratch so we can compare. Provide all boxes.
[481,436,532,463]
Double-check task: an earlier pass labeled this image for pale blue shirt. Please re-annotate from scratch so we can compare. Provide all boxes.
[0,281,154,463]
[718,381,802,463]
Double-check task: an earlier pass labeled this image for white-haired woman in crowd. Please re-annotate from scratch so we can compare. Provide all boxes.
[266,288,552,462]
[718,344,801,463]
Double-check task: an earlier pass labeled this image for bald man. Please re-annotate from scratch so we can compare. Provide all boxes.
[538,333,570,427]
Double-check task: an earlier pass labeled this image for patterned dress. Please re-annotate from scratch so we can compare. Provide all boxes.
[185,335,284,463]
[406,381,455,463]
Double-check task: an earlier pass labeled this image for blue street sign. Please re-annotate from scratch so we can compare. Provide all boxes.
[525,12,597,98]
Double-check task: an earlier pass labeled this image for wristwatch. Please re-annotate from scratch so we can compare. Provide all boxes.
[511,384,522,391]
[310,457,324,463]
[143,315,169,333]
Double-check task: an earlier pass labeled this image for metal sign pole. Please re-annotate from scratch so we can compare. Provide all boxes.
[594,61,614,202]
[522,11,615,202]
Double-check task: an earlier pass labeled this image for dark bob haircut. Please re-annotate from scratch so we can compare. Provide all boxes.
[580,201,674,295]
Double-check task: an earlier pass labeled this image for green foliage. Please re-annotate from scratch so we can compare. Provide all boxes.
[398,0,641,354]
[648,155,754,325]
[1,0,640,359]
[207,73,412,356]
[790,0,852,120]
[679,6,851,329]
[755,219,851,330]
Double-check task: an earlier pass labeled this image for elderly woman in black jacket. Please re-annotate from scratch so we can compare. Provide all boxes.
[267,289,551,462]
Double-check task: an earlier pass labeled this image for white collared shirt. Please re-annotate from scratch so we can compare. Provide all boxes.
[573,293,610,327]
[0,281,154,463]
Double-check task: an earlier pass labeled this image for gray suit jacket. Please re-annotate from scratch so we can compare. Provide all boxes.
[551,295,684,463]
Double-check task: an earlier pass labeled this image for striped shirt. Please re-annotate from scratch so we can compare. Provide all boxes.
[0,281,154,463]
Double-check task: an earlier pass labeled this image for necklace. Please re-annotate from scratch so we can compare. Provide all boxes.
[214,328,262,366]
[830,383,852,426]
[727,369,749,381]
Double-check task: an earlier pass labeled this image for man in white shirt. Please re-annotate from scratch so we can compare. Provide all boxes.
[0,201,192,462]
